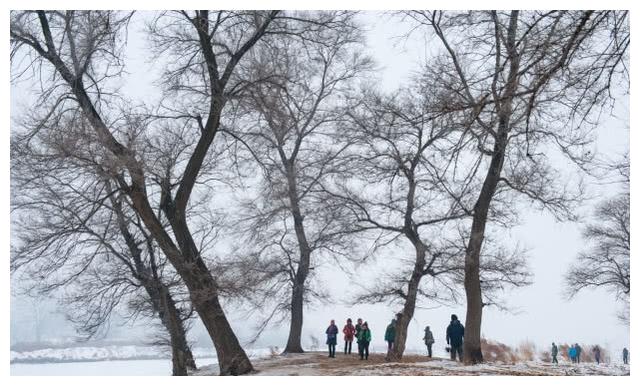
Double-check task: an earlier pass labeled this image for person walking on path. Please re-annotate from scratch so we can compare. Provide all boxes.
[343,318,356,355]
[357,322,372,360]
[593,345,601,364]
[326,320,338,358]
[423,326,435,358]
[446,314,464,362]
[623,347,629,364]
[569,345,577,363]
[384,318,396,351]
[551,342,559,364]
[575,343,582,364]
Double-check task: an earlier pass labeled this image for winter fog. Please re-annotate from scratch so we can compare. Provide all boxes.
[9,8,630,377]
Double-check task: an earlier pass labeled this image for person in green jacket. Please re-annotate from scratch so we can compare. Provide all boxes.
[551,342,559,364]
[357,322,372,360]
[384,319,396,351]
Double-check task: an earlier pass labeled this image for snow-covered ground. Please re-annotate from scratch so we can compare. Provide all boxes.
[11,358,218,376]
[11,347,630,376]
[193,352,630,376]
[10,345,272,375]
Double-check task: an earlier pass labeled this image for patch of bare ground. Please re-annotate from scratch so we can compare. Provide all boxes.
[250,351,438,375]
[193,351,630,376]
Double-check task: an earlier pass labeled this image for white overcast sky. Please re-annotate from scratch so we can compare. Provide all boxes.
[8,7,631,358]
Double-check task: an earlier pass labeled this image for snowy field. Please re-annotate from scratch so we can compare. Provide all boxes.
[11,358,218,376]
[10,346,271,376]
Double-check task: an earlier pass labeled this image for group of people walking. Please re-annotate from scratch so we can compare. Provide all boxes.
[325,313,466,362]
[551,342,630,365]
[330,315,630,366]
[326,318,371,360]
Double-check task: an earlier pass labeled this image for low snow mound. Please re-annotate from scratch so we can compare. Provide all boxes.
[11,345,271,365]
[11,345,167,363]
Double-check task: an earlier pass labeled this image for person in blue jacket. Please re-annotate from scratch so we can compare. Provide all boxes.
[568,345,577,363]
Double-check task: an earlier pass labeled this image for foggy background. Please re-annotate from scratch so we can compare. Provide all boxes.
[10,11,629,357]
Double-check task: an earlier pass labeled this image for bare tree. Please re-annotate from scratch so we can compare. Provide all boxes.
[10,119,198,375]
[10,10,357,374]
[220,15,371,353]
[566,154,629,322]
[399,10,629,364]
[329,84,531,360]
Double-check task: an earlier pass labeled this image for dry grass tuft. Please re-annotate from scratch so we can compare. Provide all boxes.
[481,338,518,364]
[516,341,537,361]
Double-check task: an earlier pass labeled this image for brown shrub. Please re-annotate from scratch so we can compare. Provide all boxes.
[540,350,552,362]
[481,338,518,364]
[517,341,537,361]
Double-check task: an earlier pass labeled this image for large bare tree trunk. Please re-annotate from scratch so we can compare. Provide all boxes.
[145,282,197,375]
[283,166,311,353]
[284,283,305,353]
[161,230,253,375]
[463,11,519,365]
[391,244,426,360]
[163,290,197,375]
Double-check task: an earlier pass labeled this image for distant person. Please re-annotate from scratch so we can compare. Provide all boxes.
[446,314,465,362]
[592,345,601,364]
[326,320,338,358]
[343,318,356,355]
[623,347,629,364]
[551,342,559,364]
[575,343,582,363]
[385,319,397,351]
[357,322,372,360]
[568,345,577,363]
[423,326,435,358]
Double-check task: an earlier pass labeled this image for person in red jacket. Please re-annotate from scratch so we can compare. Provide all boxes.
[343,318,356,354]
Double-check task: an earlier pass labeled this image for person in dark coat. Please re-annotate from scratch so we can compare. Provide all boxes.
[446,314,464,361]
[343,318,356,355]
[356,322,372,360]
[592,345,601,364]
[423,326,435,358]
[384,319,397,351]
[623,347,629,364]
[575,343,582,363]
[551,342,559,364]
[355,318,363,335]
[355,318,363,357]
[325,320,338,358]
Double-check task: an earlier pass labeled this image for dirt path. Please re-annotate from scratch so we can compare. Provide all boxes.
[192,351,630,376]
